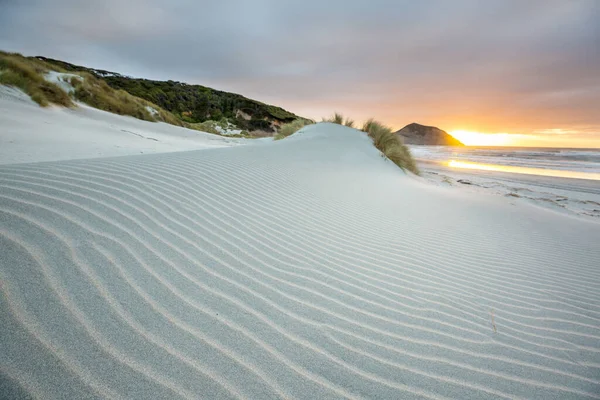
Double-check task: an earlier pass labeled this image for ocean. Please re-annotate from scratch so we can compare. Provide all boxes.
[409,146,600,180]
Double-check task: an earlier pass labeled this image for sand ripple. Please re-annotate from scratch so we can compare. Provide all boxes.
[1,124,599,399]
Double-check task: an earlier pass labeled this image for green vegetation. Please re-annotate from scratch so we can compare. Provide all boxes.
[187,120,222,135]
[71,72,155,121]
[324,112,345,124]
[1,52,308,136]
[0,51,418,178]
[0,51,196,127]
[0,51,72,107]
[323,112,355,128]
[362,118,419,175]
[275,119,314,140]
[36,56,304,132]
[279,111,419,174]
[187,118,252,137]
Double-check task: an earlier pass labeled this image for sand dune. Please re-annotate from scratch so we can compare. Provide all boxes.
[1,123,600,399]
[0,86,246,165]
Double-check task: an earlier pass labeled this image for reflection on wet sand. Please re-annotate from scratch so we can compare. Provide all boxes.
[448,160,600,181]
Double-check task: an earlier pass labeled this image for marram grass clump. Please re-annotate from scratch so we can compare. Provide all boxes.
[325,112,345,125]
[0,52,73,107]
[275,119,314,140]
[323,112,355,128]
[362,118,419,175]
[71,72,155,121]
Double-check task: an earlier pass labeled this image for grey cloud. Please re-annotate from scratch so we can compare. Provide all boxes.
[0,0,598,135]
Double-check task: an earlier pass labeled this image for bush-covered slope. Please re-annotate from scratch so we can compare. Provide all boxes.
[36,56,305,132]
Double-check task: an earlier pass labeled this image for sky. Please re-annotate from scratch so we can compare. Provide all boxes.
[1,0,599,147]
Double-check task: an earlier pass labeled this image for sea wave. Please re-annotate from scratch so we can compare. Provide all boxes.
[409,146,600,173]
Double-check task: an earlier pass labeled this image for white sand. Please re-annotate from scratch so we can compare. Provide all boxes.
[43,71,81,94]
[0,86,245,165]
[1,119,599,399]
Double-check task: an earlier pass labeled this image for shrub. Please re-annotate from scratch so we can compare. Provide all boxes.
[0,52,211,128]
[274,119,313,140]
[71,72,154,121]
[0,52,73,107]
[157,109,185,126]
[187,120,222,135]
[69,72,185,125]
[362,118,419,175]
[138,97,184,126]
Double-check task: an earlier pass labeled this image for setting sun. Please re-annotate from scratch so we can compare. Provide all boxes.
[449,130,515,146]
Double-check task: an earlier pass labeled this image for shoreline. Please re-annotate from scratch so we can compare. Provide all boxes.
[417,159,600,221]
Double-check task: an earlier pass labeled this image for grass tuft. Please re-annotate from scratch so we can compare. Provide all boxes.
[0,52,73,107]
[68,72,185,125]
[324,113,355,128]
[361,118,419,175]
[71,72,155,121]
[275,119,313,140]
[324,112,345,125]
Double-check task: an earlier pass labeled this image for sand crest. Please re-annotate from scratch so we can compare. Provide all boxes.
[1,123,599,399]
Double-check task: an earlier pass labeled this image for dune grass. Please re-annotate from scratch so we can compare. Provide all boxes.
[280,113,418,174]
[275,119,314,140]
[362,118,419,175]
[0,52,73,107]
[70,74,189,126]
[331,112,344,125]
[70,72,157,121]
[0,51,189,126]
[186,121,221,135]
[323,112,355,128]
[186,118,253,137]
[71,73,194,127]
[324,112,345,125]
[140,98,185,127]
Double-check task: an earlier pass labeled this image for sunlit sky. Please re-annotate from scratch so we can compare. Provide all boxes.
[1,0,599,147]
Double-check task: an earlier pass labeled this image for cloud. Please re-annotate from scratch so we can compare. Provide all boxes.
[1,0,599,138]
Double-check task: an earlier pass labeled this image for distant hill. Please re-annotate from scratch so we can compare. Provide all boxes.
[36,56,308,133]
[395,123,464,146]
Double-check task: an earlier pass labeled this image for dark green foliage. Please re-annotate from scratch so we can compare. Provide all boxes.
[36,56,304,130]
[71,72,154,121]
[1,52,192,125]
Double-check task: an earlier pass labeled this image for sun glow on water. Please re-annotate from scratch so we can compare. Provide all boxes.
[448,160,600,181]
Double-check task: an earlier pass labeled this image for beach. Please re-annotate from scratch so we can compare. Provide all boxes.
[417,160,600,221]
[3,1,600,397]
[1,112,600,398]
